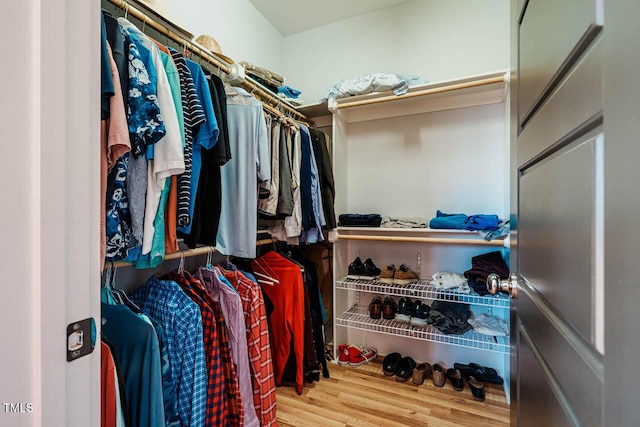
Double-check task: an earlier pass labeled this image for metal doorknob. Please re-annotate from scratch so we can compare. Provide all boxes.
[486,273,518,298]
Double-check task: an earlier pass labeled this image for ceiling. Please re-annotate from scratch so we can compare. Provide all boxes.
[248,0,410,36]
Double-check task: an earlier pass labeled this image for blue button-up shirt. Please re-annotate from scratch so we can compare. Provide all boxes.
[130,276,207,427]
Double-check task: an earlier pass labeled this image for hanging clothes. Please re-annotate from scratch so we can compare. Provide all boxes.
[258,115,280,217]
[287,247,330,379]
[251,251,305,394]
[118,20,185,261]
[218,267,278,427]
[185,73,230,248]
[101,341,117,427]
[276,122,294,217]
[177,59,219,238]
[102,10,128,106]
[167,49,197,228]
[129,277,207,427]
[101,304,166,427]
[111,24,165,260]
[101,41,131,267]
[299,125,326,244]
[216,87,270,258]
[194,267,260,427]
[310,128,336,229]
[163,270,241,427]
[303,244,333,326]
[285,127,303,244]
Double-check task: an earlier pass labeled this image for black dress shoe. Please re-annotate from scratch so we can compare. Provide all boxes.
[395,357,416,382]
[446,368,464,391]
[382,352,402,376]
[467,376,486,402]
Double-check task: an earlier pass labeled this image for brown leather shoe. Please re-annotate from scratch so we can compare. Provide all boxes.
[368,297,383,319]
[382,297,397,319]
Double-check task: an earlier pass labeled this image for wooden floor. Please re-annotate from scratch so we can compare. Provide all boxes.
[275,360,510,427]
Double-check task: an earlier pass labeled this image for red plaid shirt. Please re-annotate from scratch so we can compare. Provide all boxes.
[165,272,230,426]
[221,269,278,427]
[187,273,244,427]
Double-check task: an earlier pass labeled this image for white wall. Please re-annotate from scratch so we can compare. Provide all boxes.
[167,0,285,76]
[283,0,510,103]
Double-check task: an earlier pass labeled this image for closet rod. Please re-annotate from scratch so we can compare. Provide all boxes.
[105,0,312,125]
[107,246,216,269]
[336,75,505,109]
[337,234,505,246]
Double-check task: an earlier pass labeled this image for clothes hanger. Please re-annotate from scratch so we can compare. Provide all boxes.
[202,247,216,272]
[252,253,280,285]
[108,263,144,313]
[177,249,186,275]
[275,241,306,273]
[101,261,119,305]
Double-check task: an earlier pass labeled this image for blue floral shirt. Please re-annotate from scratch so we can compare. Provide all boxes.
[121,26,166,157]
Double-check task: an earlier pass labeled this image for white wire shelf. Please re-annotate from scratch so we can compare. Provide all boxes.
[336,304,510,354]
[336,277,511,308]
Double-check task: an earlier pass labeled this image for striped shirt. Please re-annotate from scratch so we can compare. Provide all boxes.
[168,48,206,227]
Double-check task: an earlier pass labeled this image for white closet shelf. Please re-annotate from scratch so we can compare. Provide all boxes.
[336,304,510,354]
[336,277,511,308]
[329,70,508,123]
[334,227,506,246]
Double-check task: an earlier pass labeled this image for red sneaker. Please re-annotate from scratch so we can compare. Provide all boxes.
[349,346,378,367]
[337,344,351,366]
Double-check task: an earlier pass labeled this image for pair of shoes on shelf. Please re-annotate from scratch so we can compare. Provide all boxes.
[395,298,430,326]
[453,362,503,385]
[338,344,378,367]
[348,257,381,280]
[368,296,397,319]
[382,352,417,382]
[379,264,420,286]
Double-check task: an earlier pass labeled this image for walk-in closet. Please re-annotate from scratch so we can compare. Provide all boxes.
[4,0,640,426]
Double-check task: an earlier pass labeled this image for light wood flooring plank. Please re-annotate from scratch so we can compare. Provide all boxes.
[275,360,510,427]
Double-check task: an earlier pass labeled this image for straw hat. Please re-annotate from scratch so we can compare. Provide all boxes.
[194,35,234,64]
[133,0,193,39]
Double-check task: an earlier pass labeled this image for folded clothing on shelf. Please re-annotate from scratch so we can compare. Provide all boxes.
[430,272,468,291]
[464,251,509,290]
[239,60,285,88]
[468,313,509,337]
[478,219,510,241]
[465,214,500,231]
[428,210,502,232]
[319,72,426,102]
[338,213,382,227]
[278,85,301,99]
[429,210,468,229]
[428,301,472,335]
[380,216,428,228]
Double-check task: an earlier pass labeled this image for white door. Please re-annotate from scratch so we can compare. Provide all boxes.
[510,1,640,426]
[0,0,101,426]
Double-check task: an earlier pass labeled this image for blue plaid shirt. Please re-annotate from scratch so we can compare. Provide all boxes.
[130,276,207,427]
